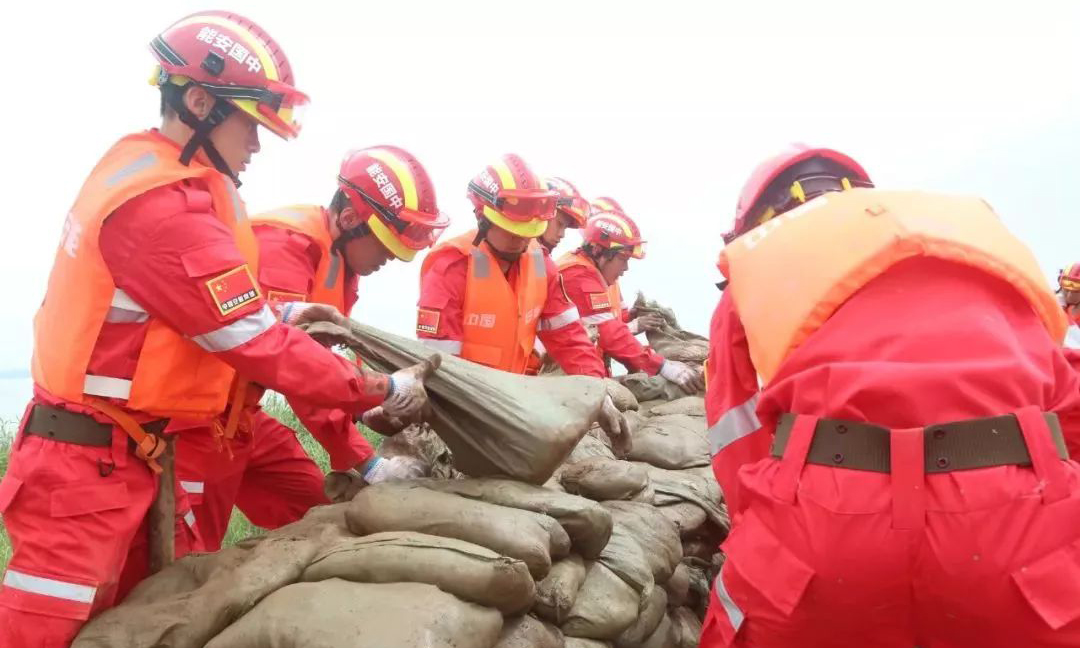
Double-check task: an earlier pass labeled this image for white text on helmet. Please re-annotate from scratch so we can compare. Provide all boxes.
[478,171,500,195]
[195,28,262,73]
[365,162,404,210]
[596,220,622,236]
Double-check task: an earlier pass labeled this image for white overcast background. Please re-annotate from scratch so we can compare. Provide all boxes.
[0,0,1078,414]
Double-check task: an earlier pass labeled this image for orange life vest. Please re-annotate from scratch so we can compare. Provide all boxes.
[250,205,346,311]
[31,131,260,420]
[556,250,623,320]
[422,230,548,373]
[718,188,1066,384]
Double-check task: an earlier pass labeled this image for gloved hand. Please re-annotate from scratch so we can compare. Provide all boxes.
[598,394,632,458]
[659,359,705,394]
[382,355,441,419]
[361,406,408,436]
[280,302,350,328]
[627,313,665,335]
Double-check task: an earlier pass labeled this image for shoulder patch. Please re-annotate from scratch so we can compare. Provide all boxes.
[266,290,307,308]
[206,265,261,316]
[417,308,441,335]
[589,292,612,311]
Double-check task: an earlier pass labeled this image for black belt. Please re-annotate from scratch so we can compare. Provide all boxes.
[771,412,1067,474]
[24,403,168,448]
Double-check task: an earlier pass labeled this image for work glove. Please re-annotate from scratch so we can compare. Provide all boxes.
[659,359,705,394]
[598,394,633,458]
[627,313,665,335]
[382,355,441,419]
[360,406,408,436]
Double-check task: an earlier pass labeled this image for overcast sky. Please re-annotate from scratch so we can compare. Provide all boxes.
[1,0,1078,378]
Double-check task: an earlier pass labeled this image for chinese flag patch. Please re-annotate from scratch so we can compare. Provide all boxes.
[266,290,307,308]
[417,308,440,335]
[588,292,612,311]
[206,265,260,316]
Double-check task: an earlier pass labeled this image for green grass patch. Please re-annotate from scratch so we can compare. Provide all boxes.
[0,396,383,569]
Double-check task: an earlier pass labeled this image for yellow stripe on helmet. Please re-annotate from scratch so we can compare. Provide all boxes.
[367,149,418,211]
[172,14,278,81]
[367,215,418,262]
[594,198,616,211]
[492,160,517,191]
[606,213,635,238]
[482,205,547,238]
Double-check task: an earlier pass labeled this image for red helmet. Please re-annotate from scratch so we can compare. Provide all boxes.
[337,146,449,262]
[591,196,626,216]
[544,177,589,227]
[583,211,646,259]
[1060,263,1080,292]
[467,154,557,237]
[150,11,308,140]
[727,144,872,242]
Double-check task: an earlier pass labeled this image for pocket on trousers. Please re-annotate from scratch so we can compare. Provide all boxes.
[1013,535,1080,630]
[722,507,815,618]
[49,481,129,518]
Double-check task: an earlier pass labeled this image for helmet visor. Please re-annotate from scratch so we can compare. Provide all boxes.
[340,176,447,251]
[469,182,557,221]
[557,195,590,226]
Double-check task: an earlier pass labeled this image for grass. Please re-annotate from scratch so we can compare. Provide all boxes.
[0,396,383,571]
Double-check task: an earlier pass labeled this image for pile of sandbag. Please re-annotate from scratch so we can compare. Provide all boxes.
[77,299,726,647]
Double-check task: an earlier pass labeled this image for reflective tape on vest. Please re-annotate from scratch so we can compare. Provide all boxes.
[105,152,158,187]
[531,249,547,277]
[180,480,205,495]
[540,307,580,331]
[325,253,342,289]
[707,394,760,455]
[183,510,197,529]
[190,305,276,352]
[470,248,491,279]
[3,569,97,604]
[1066,324,1080,350]
[581,312,616,325]
[419,338,464,355]
[104,288,149,324]
[714,566,745,632]
[83,374,133,399]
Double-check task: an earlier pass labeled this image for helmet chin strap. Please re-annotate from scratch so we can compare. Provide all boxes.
[473,217,524,263]
[331,213,371,256]
[165,84,241,187]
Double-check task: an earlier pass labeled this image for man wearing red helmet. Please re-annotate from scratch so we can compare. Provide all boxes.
[1059,264,1080,346]
[539,177,590,254]
[0,14,433,645]
[699,145,1080,647]
[172,146,448,551]
[557,206,702,391]
[417,154,630,451]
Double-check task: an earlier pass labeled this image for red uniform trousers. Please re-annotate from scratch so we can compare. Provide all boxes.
[174,410,327,551]
[0,409,198,647]
[700,259,1080,648]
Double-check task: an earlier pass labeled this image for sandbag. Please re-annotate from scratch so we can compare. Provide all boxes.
[632,463,727,530]
[615,586,668,648]
[535,555,588,625]
[658,502,708,538]
[664,563,691,608]
[626,415,709,469]
[639,613,677,648]
[686,563,711,620]
[603,501,683,583]
[568,433,617,463]
[304,320,606,483]
[347,482,570,578]
[566,639,611,648]
[302,531,535,615]
[634,295,709,368]
[648,396,705,417]
[205,579,503,648]
[671,607,703,648]
[597,522,654,595]
[495,615,565,648]
[606,378,639,411]
[619,373,685,402]
[681,539,716,562]
[560,457,652,502]
[562,562,639,640]
[74,534,323,648]
[417,478,613,559]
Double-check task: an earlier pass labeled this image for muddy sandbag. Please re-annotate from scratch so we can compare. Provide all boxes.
[686,563,711,620]
[74,534,322,648]
[671,608,703,648]
[569,433,617,463]
[659,502,708,538]
[495,615,565,648]
[648,396,705,418]
[627,415,709,470]
[619,372,685,402]
[681,539,716,561]
[632,463,727,530]
[615,586,669,648]
[205,579,503,648]
[639,613,677,648]
[535,554,588,625]
[606,378,639,412]
[417,478,613,559]
[562,562,639,640]
[597,522,654,595]
[665,563,691,607]
[603,501,682,583]
[302,531,535,615]
[347,482,570,578]
[560,457,651,502]
[304,320,606,484]
[566,639,611,648]
[634,295,709,368]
